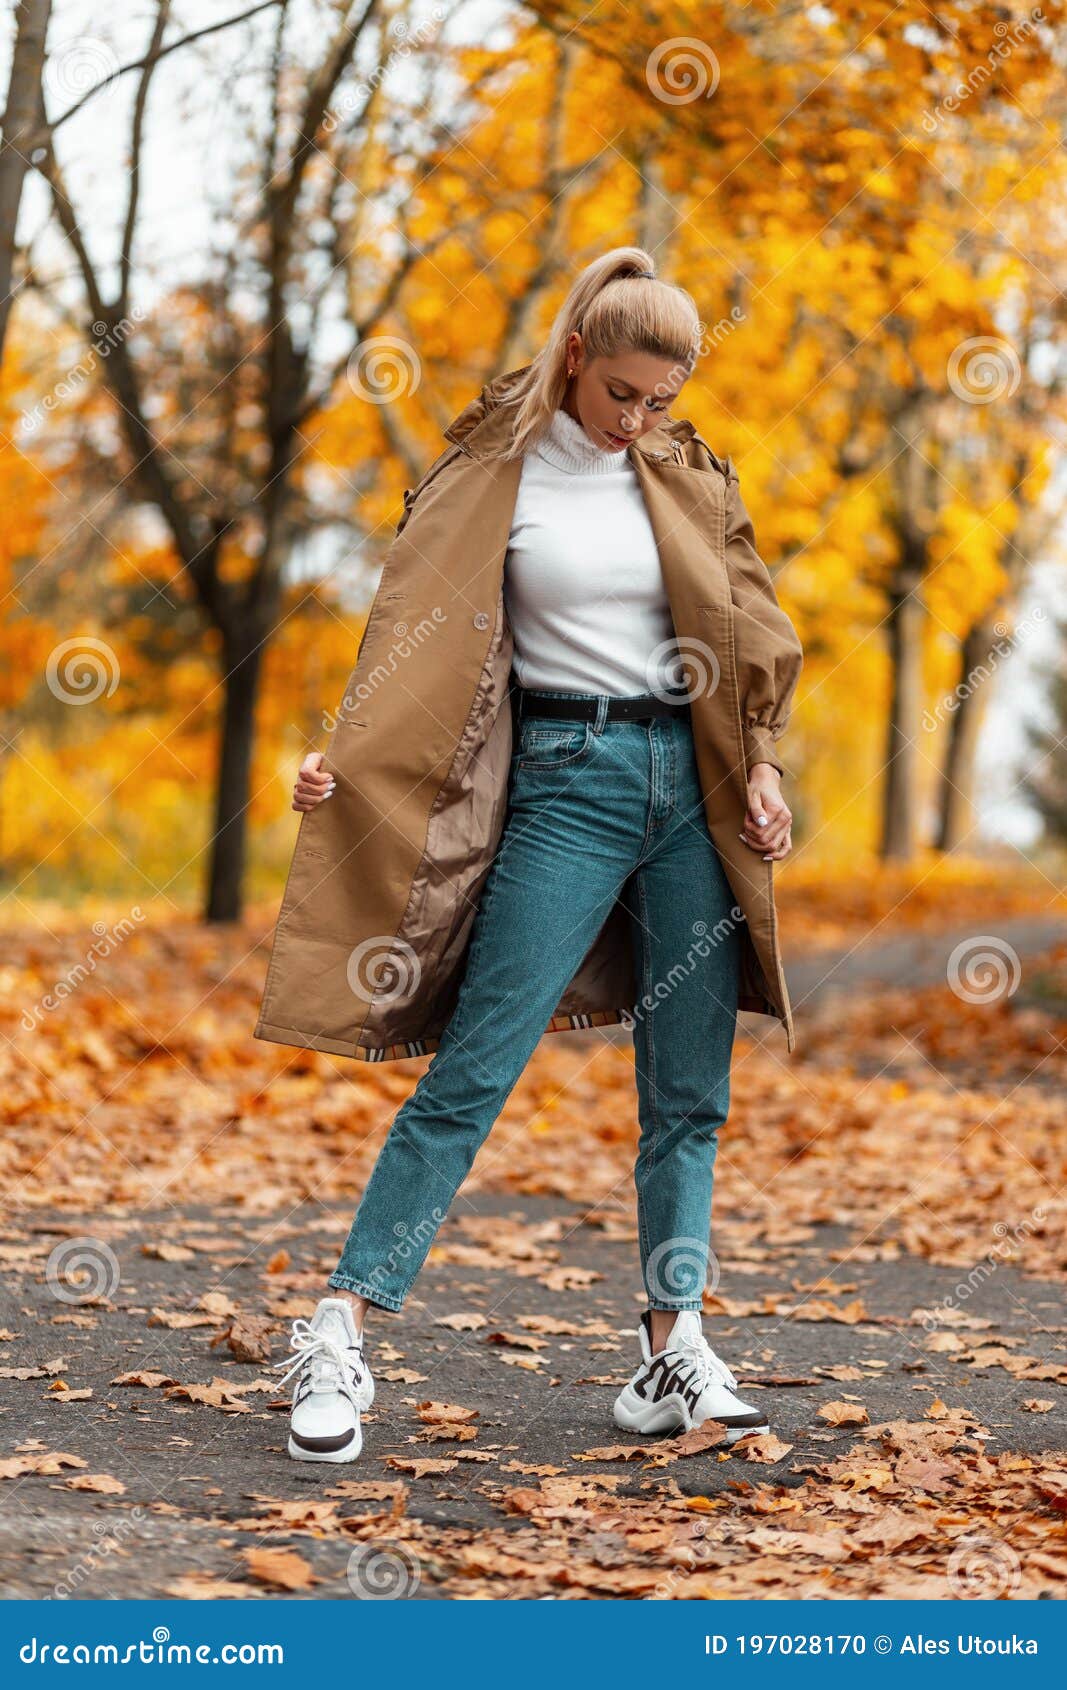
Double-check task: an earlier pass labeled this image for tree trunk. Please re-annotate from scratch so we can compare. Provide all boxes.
[935,621,989,852]
[205,640,264,923]
[880,573,924,860]
[0,0,53,362]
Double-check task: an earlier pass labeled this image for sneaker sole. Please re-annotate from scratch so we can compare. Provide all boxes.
[287,1425,363,1463]
[613,1387,768,1442]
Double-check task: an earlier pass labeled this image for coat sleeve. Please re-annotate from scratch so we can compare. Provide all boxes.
[721,460,804,779]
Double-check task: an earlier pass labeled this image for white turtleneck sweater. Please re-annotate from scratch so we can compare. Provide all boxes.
[503,406,684,696]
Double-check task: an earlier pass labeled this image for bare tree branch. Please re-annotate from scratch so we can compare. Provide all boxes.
[48,0,284,134]
[119,0,171,311]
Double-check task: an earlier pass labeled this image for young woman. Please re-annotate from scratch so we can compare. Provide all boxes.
[266,248,803,1464]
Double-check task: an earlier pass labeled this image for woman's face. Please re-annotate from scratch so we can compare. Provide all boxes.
[562,335,689,452]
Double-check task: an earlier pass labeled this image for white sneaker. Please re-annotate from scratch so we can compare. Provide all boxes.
[613,1309,768,1442]
[274,1297,374,1463]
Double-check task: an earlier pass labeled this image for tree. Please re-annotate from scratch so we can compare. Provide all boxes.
[1017,604,1067,847]
[31,0,406,920]
[0,0,54,365]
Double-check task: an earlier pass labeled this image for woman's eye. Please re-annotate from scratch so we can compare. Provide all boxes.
[609,389,665,412]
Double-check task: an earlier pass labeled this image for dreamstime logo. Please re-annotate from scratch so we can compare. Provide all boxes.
[346,336,421,403]
[620,910,744,1032]
[53,1511,145,1599]
[363,1209,446,1299]
[645,637,721,703]
[919,9,1045,133]
[46,637,120,705]
[44,36,121,103]
[323,609,447,731]
[20,308,146,436]
[947,1536,1021,1599]
[346,1543,421,1599]
[346,936,421,1004]
[46,1237,120,1305]
[922,609,1045,732]
[916,1206,1045,1333]
[22,909,146,1030]
[697,306,747,353]
[947,336,1021,404]
[644,1236,721,1304]
[946,935,1021,1004]
[321,9,445,132]
[646,38,720,104]
[648,1520,717,1598]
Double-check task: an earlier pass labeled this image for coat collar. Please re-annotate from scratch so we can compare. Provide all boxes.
[442,362,699,465]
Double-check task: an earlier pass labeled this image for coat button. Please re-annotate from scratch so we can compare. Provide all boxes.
[473,611,489,630]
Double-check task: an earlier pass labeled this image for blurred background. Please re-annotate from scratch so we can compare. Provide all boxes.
[3,0,1067,913]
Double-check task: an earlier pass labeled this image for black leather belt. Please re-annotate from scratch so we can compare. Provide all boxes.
[514,686,691,723]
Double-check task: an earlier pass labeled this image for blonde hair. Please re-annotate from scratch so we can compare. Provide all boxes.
[492,247,702,462]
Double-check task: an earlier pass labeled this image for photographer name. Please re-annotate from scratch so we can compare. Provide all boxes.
[903,1635,1037,1655]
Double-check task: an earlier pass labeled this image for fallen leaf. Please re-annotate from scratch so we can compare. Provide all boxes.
[212,1315,274,1363]
[484,1331,548,1351]
[325,1480,408,1504]
[65,1473,126,1494]
[0,1451,88,1479]
[199,1291,238,1317]
[818,1400,871,1426]
[147,1309,218,1329]
[499,1460,566,1476]
[141,1242,196,1262]
[734,1433,795,1463]
[242,1546,315,1590]
[163,1378,254,1412]
[414,1423,478,1443]
[791,1298,868,1325]
[575,1421,727,1464]
[385,1456,458,1476]
[110,1370,176,1388]
[536,1266,603,1292]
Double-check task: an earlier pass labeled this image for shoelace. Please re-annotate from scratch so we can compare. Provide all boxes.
[674,1335,738,1394]
[272,1318,363,1395]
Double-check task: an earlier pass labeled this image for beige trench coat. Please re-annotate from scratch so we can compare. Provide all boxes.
[255,364,804,1062]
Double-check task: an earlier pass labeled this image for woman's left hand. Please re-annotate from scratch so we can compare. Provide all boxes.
[739,763,793,861]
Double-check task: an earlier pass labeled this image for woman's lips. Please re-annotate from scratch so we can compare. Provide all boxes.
[605,431,629,447]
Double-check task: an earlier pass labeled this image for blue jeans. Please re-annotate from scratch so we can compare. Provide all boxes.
[328,689,743,1313]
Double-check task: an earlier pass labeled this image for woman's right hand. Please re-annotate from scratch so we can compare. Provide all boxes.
[292,750,335,812]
